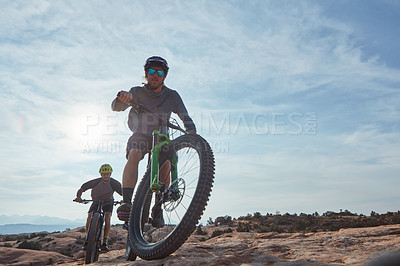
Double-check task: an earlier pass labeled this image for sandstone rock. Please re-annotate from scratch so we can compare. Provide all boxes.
[0,247,73,265]
[1,224,400,265]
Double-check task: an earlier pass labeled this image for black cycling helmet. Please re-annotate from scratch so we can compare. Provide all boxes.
[144,56,169,73]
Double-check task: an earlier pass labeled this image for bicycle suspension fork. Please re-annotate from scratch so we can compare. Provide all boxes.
[150,130,179,192]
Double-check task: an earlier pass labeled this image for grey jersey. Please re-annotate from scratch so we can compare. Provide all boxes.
[80,178,122,201]
[111,85,196,135]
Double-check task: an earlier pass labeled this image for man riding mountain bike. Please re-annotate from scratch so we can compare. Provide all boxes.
[73,164,122,252]
[112,56,197,227]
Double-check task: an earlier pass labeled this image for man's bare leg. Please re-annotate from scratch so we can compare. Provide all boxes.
[121,148,143,204]
[160,160,171,188]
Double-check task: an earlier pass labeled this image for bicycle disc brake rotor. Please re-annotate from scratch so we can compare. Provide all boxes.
[163,178,185,212]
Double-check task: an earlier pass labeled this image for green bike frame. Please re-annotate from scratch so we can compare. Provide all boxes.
[150,130,178,192]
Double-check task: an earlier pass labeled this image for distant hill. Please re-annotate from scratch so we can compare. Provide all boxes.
[0,215,84,234]
[0,223,83,235]
[0,214,83,225]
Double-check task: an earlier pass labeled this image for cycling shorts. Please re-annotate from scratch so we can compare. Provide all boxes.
[88,202,113,213]
[126,133,153,159]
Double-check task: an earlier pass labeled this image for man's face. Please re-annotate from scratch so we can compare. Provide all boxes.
[101,173,111,183]
[145,67,166,90]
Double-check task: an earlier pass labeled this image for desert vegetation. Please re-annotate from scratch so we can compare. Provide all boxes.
[234,210,400,233]
[193,210,400,240]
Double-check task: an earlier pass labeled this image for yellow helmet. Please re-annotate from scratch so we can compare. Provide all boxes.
[99,164,113,174]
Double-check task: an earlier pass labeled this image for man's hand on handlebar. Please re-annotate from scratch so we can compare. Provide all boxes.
[117,90,192,135]
[117,91,133,105]
[73,197,82,203]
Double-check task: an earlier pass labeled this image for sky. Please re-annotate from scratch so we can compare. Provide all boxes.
[1,0,399,225]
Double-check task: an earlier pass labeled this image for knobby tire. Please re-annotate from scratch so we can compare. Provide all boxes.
[85,212,101,264]
[125,235,137,261]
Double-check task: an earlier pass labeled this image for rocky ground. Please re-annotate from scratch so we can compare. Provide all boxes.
[1,222,400,265]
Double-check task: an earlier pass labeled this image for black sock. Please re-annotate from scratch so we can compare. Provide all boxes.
[123,188,134,203]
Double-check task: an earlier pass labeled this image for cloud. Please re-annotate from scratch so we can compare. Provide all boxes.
[1,1,399,220]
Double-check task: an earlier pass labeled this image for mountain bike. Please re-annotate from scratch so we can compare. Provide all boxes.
[123,97,215,261]
[77,199,121,264]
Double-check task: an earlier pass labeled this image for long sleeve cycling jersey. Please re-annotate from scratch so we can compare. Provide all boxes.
[80,178,122,201]
[111,85,196,135]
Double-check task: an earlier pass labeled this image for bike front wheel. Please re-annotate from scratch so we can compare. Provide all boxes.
[129,134,215,260]
[125,234,137,261]
[85,212,101,264]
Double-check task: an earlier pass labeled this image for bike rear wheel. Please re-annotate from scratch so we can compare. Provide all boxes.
[85,212,102,264]
[128,134,215,260]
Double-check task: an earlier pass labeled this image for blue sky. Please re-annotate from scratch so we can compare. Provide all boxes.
[1,0,399,225]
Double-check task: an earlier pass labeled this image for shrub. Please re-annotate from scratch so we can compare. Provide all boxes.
[253,212,262,219]
[210,228,233,238]
[238,213,253,221]
[195,225,207,235]
[236,222,251,232]
[60,248,73,257]
[214,215,233,226]
[5,236,16,241]
[29,232,48,239]
[17,241,42,250]
[75,238,85,245]
[210,230,223,238]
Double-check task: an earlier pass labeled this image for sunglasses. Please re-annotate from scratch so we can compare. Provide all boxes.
[147,68,165,77]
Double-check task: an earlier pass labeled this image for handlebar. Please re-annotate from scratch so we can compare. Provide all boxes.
[74,199,122,206]
[117,92,188,134]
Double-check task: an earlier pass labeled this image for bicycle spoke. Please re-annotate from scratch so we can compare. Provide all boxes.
[173,208,183,221]
[179,153,199,173]
[179,164,200,177]
[177,148,198,174]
